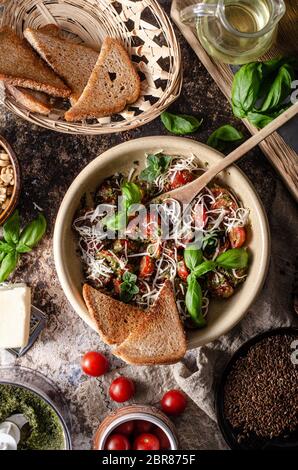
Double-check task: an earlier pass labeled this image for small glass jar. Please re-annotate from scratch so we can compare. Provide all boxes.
[181,0,286,64]
[93,405,179,450]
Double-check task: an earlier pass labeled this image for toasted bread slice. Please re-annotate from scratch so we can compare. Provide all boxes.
[82,284,145,346]
[114,281,187,365]
[24,27,99,104]
[64,37,140,121]
[5,84,52,115]
[0,27,70,98]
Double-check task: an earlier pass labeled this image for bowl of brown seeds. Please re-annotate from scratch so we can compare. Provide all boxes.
[216,327,298,449]
[0,135,21,225]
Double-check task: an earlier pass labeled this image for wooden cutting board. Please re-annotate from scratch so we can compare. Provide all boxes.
[171,0,298,200]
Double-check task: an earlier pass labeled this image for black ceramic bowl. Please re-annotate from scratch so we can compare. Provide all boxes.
[216,327,298,450]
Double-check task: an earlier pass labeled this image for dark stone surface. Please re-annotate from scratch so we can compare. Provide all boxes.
[0,0,297,449]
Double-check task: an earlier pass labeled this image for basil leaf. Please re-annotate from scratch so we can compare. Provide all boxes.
[123,271,137,284]
[246,106,290,129]
[193,260,216,278]
[184,246,203,271]
[216,248,249,269]
[17,213,47,250]
[185,276,206,328]
[140,153,172,183]
[161,111,203,135]
[0,251,19,283]
[105,183,142,231]
[120,271,139,303]
[232,62,263,118]
[121,182,142,208]
[259,64,294,113]
[3,210,20,245]
[259,57,281,77]
[16,243,32,254]
[207,125,244,152]
[0,241,15,253]
[105,211,127,231]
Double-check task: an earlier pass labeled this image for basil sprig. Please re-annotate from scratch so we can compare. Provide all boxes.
[183,246,249,327]
[231,57,296,128]
[120,271,139,303]
[207,125,244,152]
[140,153,172,183]
[106,182,142,230]
[161,111,203,135]
[0,211,47,283]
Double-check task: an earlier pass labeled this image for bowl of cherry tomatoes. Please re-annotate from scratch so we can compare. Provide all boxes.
[93,404,180,451]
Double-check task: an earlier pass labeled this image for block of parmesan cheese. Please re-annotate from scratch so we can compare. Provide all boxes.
[0,284,31,348]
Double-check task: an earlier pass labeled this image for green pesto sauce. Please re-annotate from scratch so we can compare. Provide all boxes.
[0,384,65,450]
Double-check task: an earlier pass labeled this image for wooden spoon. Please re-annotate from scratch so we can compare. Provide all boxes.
[153,102,298,206]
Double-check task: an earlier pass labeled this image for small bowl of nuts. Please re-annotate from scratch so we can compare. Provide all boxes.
[0,135,21,225]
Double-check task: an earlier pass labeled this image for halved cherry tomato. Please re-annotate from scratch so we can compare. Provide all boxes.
[135,420,152,434]
[161,390,187,416]
[105,434,131,450]
[115,421,135,436]
[139,255,155,278]
[229,227,246,248]
[170,170,194,189]
[152,425,171,450]
[177,260,189,282]
[109,377,135,403]
[81,351,109,377]
[133,433,160,451]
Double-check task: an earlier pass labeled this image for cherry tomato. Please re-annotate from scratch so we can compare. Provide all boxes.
[177,260,189,282]
[170,170,194,190]
[152,426,171,450]
[229,227,246,248]
[115,421,135,436]
[139,255,155,278]
[211,197,238,212]
[105,434,131,450]
[135,420,152,434]
[109,377,135,403]
[81,351,109,377]
[161,390,187,416]
[208,272,234,299]
[133,433,160,451]
[211,187,238,212]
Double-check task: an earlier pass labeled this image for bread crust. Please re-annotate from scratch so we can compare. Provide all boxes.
[0,27,71,98]
[5,84,52,115]
[24,27,99,104]
[83,281,187,365]
[64,37,140,121]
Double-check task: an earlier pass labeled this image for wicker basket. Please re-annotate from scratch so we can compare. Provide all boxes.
[0,0,182,135]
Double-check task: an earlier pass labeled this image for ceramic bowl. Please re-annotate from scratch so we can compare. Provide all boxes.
[53,136,270,350]
[0,135,21,226]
